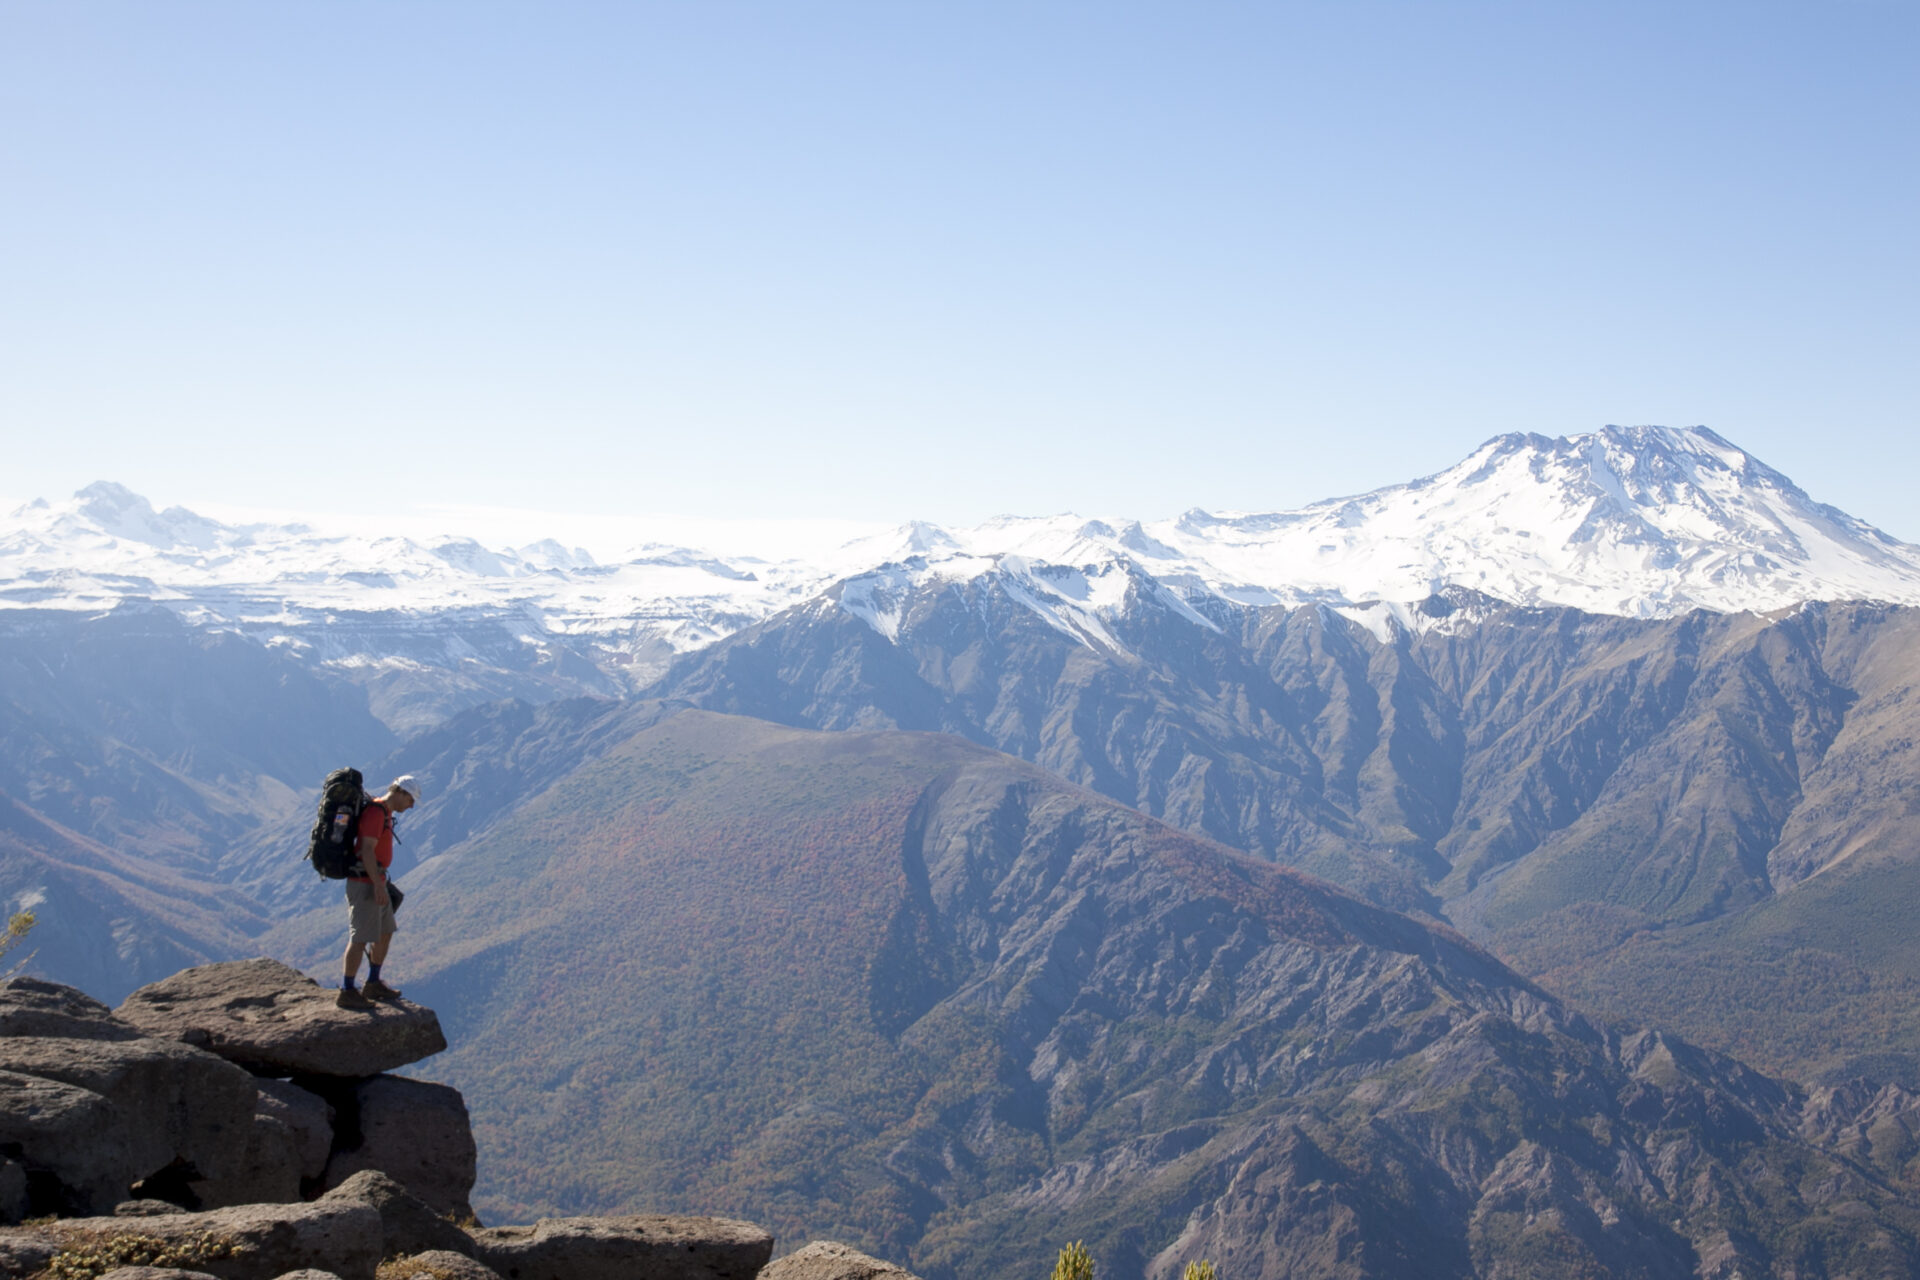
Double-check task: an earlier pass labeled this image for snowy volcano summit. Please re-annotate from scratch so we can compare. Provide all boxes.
[5,426,1920,686]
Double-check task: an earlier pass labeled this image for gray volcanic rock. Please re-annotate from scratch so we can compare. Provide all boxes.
[267,1272,344,1280]
[192,1111,302,1210]
[0,1067,128,1213]
[468,1215,773,1280]
[98,1270,221,1280]
[320,1077,474,1218]
[761,1242,922,1280]
[318,1171,475,1260]
[192,1080,335,1210]
[0,1198,382,1280]
[115,1201,191,1217]
[115,960,446,1078]
[0,978,143,1041]
[0,1034,258,1191]
[255,1081,335,1180]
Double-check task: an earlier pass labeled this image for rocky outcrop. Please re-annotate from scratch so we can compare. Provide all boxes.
[115,961,446,1079]
[0,1032,259,1186]
[0,980,258,1218]
[318,1172,474,1261]
[190,1079,338,1211]
[0,1198,382,1280]
[0,967,465,1223]
[468,1215,773,1280]
[319,1078,474,1219]
[760,1242,922,1280]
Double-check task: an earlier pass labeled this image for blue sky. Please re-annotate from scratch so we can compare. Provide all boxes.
[2,2,1915,536]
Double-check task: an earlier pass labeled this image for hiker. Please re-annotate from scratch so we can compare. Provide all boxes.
[338,774,419,1009]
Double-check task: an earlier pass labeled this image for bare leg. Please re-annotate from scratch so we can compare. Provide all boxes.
[343,939,367,982]
[369,931,393,966]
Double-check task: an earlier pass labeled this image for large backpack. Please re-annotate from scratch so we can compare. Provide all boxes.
[307,767,367,879]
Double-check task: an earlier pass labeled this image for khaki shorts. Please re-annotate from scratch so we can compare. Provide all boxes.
[345,879,398,947]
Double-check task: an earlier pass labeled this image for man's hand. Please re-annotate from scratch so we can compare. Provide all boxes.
[373,879,390,908]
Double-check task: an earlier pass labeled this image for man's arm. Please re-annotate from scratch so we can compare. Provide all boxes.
[357,833,390,907]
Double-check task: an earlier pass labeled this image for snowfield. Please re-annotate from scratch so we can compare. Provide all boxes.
[8,426,1920,667]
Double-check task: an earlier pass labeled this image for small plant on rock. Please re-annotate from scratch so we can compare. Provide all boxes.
[1182,1262,1220,1280]
[2,909,36,978]
[1051,1240,1095,1280]
[44,1230,236,1280]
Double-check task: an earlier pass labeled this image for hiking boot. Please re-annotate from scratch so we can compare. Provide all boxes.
[336,987,374,1010]
[362,978,403,1001]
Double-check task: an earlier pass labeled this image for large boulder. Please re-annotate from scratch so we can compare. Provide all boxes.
[468,1215,772,1280]
[320,1078,474,1219]
[0,1066,130,1214]
[0,1198,382,1280]
[193,1082,336,1210]
[255,1081,335,1181]
[115,961,446,1078]
[0,1035,258,1190]
[318,1171,474,1260]
[760,1242,924,1280]
[0,978,143,1041]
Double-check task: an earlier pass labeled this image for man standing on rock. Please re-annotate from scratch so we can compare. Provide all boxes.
[339,774,419,1010]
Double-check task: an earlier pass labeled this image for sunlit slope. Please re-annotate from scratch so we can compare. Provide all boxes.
[366,710,1920,1280]
[657,585,1920,1084]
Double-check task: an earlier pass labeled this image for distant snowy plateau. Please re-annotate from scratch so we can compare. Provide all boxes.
[8,425,1920,691]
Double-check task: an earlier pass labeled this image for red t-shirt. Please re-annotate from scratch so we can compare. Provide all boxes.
[354,801,394,874]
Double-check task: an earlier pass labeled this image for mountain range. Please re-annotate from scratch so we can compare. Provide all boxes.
[10,424,1920,1275]
[8,426,1920,716]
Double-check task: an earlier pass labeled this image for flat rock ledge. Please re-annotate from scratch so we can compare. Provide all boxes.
[760,1242,923,1280]
[114,961,446,1079]
[0,1198,382,1280]
[469,1215,772,1280]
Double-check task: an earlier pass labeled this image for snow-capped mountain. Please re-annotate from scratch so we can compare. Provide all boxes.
[6,426,1920,684]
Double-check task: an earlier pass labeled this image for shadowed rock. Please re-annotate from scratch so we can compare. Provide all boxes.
[318,1171,474,1261]
[468,1214,772,1280]
[0,1034,258,1194]
[319,1077,474,1219]
[761,1241,923,1280]
[115,960,446,1079]
[0,1198,382,1280]
[0,1160,26,1226]
[0,1067,128,1213]
[193,1081,336,1211]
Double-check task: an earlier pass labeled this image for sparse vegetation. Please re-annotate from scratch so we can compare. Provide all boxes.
[377,1256,467,1280]
[1182,1262,1219,1280]
[1050,1240,1094,1280]
[3,909,36,977]
[43,1231,236,1280]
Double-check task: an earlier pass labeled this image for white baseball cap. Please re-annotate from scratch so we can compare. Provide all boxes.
[391,774,423,803]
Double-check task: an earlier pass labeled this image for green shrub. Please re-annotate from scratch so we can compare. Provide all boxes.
[1051,1240,1095,1280]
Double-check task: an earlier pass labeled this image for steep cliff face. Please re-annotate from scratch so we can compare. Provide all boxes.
[647,588,1920,1082]
[282,709,1920,1280]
